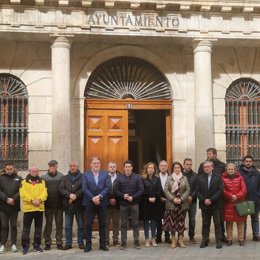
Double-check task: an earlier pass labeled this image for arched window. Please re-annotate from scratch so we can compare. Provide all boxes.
[225,78,260,166]
[0,74,28,170]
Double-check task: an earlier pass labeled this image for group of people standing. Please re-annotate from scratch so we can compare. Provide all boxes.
[0,147,260,254]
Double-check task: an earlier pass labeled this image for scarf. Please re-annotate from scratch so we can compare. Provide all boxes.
[171,172,183,194]
[25,174,42,184]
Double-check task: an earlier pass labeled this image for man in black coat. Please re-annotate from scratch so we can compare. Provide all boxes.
[197,148,226,242]
[0,162,23,253]
[239,155,260,241]
[41,160,64,250]
[196,161,223,249]
[59,161,84,250]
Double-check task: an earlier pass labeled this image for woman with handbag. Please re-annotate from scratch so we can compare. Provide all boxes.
[163,162,190,248]
[222,163,247,246]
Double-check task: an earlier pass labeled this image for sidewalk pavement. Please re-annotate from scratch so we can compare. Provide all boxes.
[3,230,260,260]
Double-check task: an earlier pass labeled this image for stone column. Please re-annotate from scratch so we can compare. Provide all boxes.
[193,40,214,167]
[51,36,71,173]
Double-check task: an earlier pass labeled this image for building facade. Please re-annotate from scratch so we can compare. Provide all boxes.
[1,0,260,173]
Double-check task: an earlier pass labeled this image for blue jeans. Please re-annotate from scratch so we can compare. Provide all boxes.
[188,202,197,239]
[85,205,106,246]
[65,207,84,246]
[144,220,156,239]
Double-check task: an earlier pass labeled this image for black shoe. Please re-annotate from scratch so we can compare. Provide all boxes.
[113,240,120,246]
[221,236,228,243]
[253,236,259,241]
[84,245,92,253]
[226,240,232,246]
[99,245,109,251]
[44,245,51,250]
[216,242,222,249]
[22,246,29,255]
[200,241,208,248]
[33,245,43,252]
[155,237,162,244]
[63,245,72,250]
[57,244,63,250]
[120,242,126,250]
[165,237,172,244]
[79,244,85,250]
[134,241,141,249]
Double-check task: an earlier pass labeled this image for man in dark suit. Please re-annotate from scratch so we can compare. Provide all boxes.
[82,156,110,252]
[196,161,223,249]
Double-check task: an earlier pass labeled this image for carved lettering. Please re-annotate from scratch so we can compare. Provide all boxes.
[87,12,180,29]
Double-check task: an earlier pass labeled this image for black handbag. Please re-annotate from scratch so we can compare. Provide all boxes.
[235,201,255,216]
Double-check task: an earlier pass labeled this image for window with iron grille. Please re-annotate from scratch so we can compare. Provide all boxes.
[0,73,28,170]
[225,78,260,167]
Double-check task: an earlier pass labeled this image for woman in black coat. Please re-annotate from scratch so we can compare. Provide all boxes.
[142,162,163,247]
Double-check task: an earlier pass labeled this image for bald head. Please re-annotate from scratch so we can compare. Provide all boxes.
[29,165,39,177]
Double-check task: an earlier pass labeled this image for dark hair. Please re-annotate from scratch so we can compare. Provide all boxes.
[172,162,183,173]
[124,160,133,167]
[183,158,192,164]
[4,161,14,167]
[243,155,254,162]
[144,162,158,177]
[206,148,217,155]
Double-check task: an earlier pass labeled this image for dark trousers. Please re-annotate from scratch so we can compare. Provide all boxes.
[0,211,18,245]
[21,211,43,247]
[85,205,106,247]
[120,204,139,243]
[201,208,222,243]
[43,208,63,246]
[188,202,197,239]
[65,207,84,246]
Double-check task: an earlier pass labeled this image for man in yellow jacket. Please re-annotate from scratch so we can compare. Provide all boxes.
[20,166,47,254]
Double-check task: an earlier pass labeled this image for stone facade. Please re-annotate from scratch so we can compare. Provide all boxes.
[1,0,260,172]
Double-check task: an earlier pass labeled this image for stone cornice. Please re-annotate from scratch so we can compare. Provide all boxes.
[2,2,260,42]
[2,0,260,14]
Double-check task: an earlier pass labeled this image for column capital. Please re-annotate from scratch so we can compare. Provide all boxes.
[51,35,73,49]
[193,39,212,53]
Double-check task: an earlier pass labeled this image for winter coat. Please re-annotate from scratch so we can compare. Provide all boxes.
[0,172,23,213]
[142,176,163,221]
[164,174,190,211]
[239,165,260,206]
[196,172,223,210]
[59,170,83,210]
[183,170,197,202]
[114,173,144,206]
[222,172,247,222]
[20,175,48,212]
[198,159,226,176]
[41,171,64,209]
[107,173,120,208]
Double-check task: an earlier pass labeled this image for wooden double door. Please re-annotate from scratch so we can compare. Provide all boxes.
[84,99,172,172]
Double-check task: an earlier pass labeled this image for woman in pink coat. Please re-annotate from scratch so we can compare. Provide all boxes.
[222,163,247,246]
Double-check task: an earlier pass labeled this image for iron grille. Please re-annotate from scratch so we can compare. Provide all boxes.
[225,78,260,167]
[85,56,171,100]
[0,74,28,170]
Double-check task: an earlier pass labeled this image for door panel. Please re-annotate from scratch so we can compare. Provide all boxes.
[85,109,128,172]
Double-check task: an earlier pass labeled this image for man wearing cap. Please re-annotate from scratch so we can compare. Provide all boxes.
[41,160,64,250]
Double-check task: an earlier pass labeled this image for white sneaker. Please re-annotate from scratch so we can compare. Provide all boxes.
[11,244,18,252]
[0,245,5,254]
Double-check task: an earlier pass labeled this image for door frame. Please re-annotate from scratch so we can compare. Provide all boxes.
[84,99,173,169]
